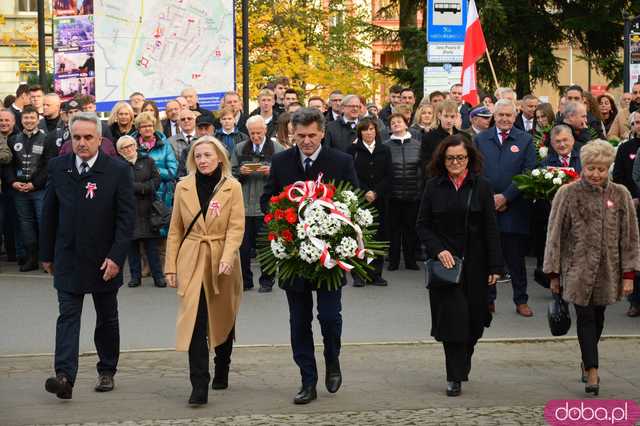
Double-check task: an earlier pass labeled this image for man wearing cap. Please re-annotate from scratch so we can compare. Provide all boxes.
[464,106,493,137]
[195,114,215,138]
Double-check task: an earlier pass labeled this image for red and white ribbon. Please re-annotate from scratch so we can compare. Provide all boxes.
[85,182,97,199]
[209,200,221,217]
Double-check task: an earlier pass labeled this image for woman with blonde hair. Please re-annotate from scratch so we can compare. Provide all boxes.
[108,101,136,140]
[544,139,640,396]
[410,103,436,140]
[165,136,245,405]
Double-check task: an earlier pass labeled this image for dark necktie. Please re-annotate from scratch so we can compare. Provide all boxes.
[186,135,192,145]
[254,145,260,155]
[80,162,89,175]
[304,157,312,174]
[500,131,509,143]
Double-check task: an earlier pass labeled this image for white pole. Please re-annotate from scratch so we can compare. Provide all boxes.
[569,44,574,85]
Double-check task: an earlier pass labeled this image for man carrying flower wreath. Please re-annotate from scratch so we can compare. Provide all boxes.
[260,108,359,405]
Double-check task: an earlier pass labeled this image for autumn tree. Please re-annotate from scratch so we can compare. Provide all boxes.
[235,0,379,100]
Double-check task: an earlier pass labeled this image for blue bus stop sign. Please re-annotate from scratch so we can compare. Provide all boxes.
[427,0,468,43]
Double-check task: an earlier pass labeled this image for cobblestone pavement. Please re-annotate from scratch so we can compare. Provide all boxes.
[2,340,638,426]
[48,406,546,425]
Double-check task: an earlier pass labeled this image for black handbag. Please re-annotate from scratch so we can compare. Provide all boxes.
[424,183,474,290]
[150,200,171,231]
[547,292,571,336]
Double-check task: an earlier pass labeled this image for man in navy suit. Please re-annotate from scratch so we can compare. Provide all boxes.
[40,112,135,399]
[474,99,537,317]
[261,108,358,405]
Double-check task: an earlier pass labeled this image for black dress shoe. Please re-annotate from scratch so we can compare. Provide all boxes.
[388,264,399,271]
[293,385,317,404]
[405,263,420,270]
[446,381,461,397]
[211,367,229,390]
[127,280,141,288]
[325,362,342,393]
[371,277,388,286]
[352,277,365,287]
[94,374,114,392]
[258,285,272,293]
[153,278,167,288]
[45,374,73,399]
[189,387,208,405]
[19,261,39,272]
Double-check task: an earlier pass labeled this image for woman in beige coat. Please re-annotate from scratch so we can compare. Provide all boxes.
[544,139,640,397]
[165,136,245,405]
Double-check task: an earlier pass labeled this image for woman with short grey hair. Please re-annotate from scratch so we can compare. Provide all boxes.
[544,139,640,396]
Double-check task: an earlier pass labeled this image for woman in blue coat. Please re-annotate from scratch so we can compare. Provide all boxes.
[132,112,178,237]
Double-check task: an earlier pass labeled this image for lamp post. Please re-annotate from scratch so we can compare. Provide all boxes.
[242,0,249,114]
[37,0,47,88]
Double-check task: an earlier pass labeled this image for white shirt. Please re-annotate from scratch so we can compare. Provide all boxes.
[363,141,376,154]
[332,110,341,121]
[496,128,510,144]
[170,121,178,135]
[75,152,98,174]
[300,145,322,169]
[523,116,534,132]
[252,138,266,154]
[390,132,413,143]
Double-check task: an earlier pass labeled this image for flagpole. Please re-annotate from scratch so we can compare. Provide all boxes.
[485,49,500,89]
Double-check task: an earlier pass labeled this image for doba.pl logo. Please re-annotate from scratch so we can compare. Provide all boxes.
[545,400,640,425]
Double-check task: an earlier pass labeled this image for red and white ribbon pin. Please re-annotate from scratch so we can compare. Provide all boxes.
[85,182,97,199]
[209,200,221,217]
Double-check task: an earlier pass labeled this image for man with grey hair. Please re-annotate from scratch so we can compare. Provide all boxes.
[231,114,283,292]
[181,87,211,117]
[261,108,358,405]
[613,110,640,317]
[562,101,591,149]
[6,104,58,271]
[40,111,135,400]
[474,98,537,317]
[323,94,361,152]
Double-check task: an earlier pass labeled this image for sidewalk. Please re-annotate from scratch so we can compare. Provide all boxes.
[1,339,639,425]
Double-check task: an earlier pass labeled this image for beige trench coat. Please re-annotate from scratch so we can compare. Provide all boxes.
[165,174,245,351]
[543,179,640,306]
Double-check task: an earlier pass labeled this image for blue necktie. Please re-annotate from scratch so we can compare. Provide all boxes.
[304,157,312,174]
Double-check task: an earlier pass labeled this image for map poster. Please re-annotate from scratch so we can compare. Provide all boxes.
[53,2,96,101]
[93,0,236,112]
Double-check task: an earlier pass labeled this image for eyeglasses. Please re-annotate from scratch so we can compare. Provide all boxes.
[138,124,154,129]
[344,104,360,108]
[180,117,194,121]
[445,155,468,163]
[120,144,136,150]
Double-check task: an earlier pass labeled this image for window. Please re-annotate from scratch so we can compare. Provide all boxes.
[18,0,37,12]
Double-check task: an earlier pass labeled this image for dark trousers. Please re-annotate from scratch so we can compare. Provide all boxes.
[13,189,44,248]
[240,216,273,289]
[387,199,418,266]
[128,238,163,281]
[575,304,606,370]
[629,275,640,306]
[188,288,234,389]
[286,288,342,387]
[442,339,478,382]
[489,233,529,305]
[2,191,23,259]
[55,290,119,385]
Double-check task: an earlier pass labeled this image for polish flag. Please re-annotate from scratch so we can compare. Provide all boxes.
[461,0,487,105]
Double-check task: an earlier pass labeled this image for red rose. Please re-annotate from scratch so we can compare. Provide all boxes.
[281,229,293,242]
[270,195,279,204]
[274,209,285,220]
[264,213,274,224]
[285,208,297,224]
[268,232,277,241]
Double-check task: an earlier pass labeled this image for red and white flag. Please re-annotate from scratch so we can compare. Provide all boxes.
[461,0,487,105]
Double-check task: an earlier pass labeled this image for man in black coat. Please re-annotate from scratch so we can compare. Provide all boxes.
[40,112,135,400]
[324,94,361,152]
[261,108,358,405]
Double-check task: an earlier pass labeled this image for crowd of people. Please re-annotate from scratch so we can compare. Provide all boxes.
[2,76,639,403]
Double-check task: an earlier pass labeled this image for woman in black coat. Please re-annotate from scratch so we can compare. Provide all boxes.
[115,135,165,288]
[347,117,392,286]
[416,134,503,397]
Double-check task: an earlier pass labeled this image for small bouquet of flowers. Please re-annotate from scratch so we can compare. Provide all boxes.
[258,175,388,290]
[513,167,580,200]
[534,125,552,160]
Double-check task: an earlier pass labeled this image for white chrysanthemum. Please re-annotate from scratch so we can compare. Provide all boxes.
[557,170,566,178]
[299,241,322,264]
[552,177,563,185]
[304,204,325,222]
[270,239,290,259]
[354,208,373,227]
[335,237,358,259]
[531,169,541,177]
[296,222,308,239]
[340,190,359,207]
[544,172,554,180]
[320,215,342,236]
[539,147,548,158]
[333,201,351,218]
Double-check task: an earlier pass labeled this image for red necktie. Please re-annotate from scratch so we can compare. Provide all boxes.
[561,156,569,167]
[500,131,509,143]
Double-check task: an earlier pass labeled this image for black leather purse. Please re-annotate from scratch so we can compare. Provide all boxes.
[547,291,571,336]
[424,183,474,290]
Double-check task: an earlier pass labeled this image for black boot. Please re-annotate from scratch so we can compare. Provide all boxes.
[188,387,208,405]
[211,366,229,390]
[20,245,38,272]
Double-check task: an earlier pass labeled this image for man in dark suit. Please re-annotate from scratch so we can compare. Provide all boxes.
[40,112,135,400]
[161,99,181,138]
[261,108,358,405]
[324,94,361,152]
[474,99,537,317]
[514,94,538,133]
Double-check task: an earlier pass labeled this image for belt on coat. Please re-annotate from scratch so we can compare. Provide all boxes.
[184,232,226,295]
